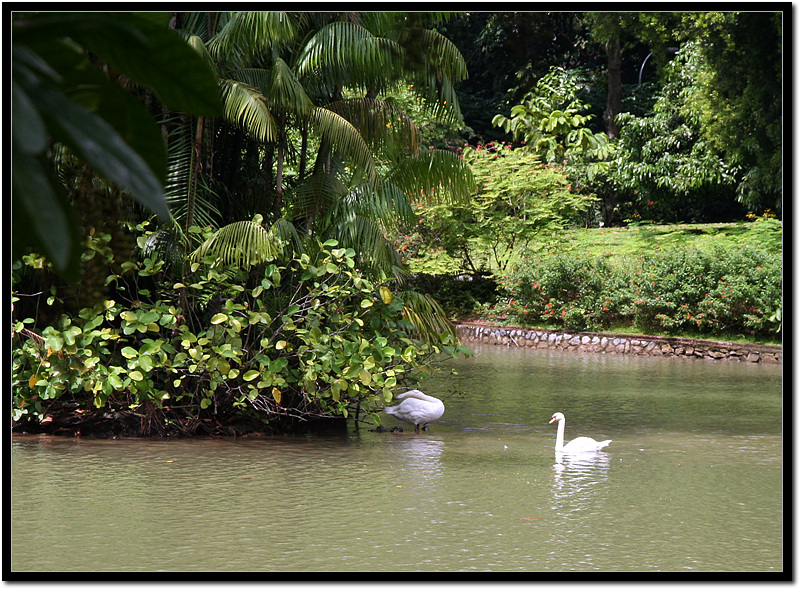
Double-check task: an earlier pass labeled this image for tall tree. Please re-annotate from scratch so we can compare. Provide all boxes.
[585,12,628,140]
[619,11,784,214]
[684,11,783,213]
[157,11,476,340]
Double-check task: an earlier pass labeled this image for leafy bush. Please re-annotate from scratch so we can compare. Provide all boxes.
[494,243,781,339]
[498,252,626,331]
[12,230,469,435]
[492,66,611,172]
[407,143,597,274]
[627,245,781,336]
[609,43,744,223]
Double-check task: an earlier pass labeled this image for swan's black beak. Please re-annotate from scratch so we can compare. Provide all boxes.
[548,417,556,424]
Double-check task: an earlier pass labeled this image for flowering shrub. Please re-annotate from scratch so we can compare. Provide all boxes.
[499,253,626,331]
[629,245,781,336]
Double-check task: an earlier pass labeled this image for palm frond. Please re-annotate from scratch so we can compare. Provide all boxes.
[377,180,416,229]
[179,12,226,43]
[353,12,402,36]
[417,75,464,125]
[264,57,315,117]
[192,219,282,268]
[391,27,468,124]
[163,116,221,230]
[209,11,297,65]
[326,97,421,159]
[414,28,468,82]
[326,181,415,233]
[295,21,404,91]
[399,290,459,343]
[386,148,476,205]
[218,77,277,142]
[325,214,403,275]
[309,107,378,187]
[269,217,306,258]
[185,34,218,74]
[292,171,348,221]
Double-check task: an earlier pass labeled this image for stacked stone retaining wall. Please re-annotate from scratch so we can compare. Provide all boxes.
[456,322,781,364]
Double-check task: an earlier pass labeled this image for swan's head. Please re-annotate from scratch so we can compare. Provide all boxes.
[549,412,565,424]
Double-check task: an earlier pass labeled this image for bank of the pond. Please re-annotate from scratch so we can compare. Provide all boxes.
[456,321,782,364]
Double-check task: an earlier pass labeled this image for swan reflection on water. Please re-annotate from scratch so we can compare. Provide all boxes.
[552,450,611,499]
[388,437,445,478]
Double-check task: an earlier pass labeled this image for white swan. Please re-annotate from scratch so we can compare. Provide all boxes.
[548,412,612,453]
[384,390,445,433]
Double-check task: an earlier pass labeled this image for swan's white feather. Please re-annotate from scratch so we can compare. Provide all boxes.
[384,390,444,429]
[550,412,611,453]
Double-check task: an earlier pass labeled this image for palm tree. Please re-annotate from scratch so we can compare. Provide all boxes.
[161,11,475,340]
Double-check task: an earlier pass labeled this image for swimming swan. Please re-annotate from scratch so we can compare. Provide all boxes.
[548,412,612,453]
[384,390,445,433]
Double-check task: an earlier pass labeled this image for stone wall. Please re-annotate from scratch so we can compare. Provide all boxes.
[455,322,782,364]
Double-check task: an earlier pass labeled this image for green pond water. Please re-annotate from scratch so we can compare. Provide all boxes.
[11,344,783,572]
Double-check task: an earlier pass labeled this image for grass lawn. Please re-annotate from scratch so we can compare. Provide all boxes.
[405,218,782,275]
[557,219,782,259]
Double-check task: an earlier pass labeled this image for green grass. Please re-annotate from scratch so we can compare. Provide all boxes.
[405,218,782,275]
[555,219,782,260]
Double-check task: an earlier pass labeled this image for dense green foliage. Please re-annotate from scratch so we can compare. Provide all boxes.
[12,227,469,434]
[608,42,743,223]
[492,66,612,181]
[442,11,783,222]
[401,142,595,274]
[11,10,784,436]
[11,11,480,435]
[159,11,475,277]
[673,12,782,212]
[12,12,223,280]
[484,227,782,341]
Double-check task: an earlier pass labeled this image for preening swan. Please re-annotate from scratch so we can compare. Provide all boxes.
[384,390,445,433]
[549,412,612,453]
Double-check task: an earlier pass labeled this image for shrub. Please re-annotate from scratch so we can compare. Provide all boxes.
[628,245,781,336]
[498,252,626,331]
[12,232,468,435]
[493,243,781,339]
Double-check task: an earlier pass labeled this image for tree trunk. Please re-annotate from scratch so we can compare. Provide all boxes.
[273,123,285,221]
[603,36,622,140]
[187,115,205,232]
[298,120,308,181]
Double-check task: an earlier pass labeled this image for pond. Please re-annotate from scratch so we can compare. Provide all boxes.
[11,344,783,573]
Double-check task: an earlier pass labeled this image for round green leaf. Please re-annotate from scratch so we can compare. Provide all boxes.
[242,370,260,382]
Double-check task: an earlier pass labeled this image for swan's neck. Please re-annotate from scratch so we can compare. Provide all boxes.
[555,419,566,451]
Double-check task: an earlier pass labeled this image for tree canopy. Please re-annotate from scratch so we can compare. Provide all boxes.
[11,10,784,436]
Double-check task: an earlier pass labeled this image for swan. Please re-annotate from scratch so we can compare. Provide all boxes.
[548,412,612,453]
[384,390,445,433]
